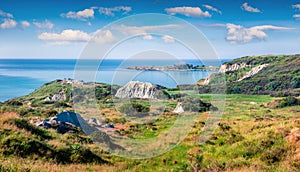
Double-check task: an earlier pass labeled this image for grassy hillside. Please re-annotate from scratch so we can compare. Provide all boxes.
[0,55,300,171]
[1,93,300,171]
[203,54,300,96]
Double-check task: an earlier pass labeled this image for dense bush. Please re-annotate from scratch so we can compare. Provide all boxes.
[291,77,300,88]
[276,96,300,108]
[119,100,150,114]
[181,97,212,112]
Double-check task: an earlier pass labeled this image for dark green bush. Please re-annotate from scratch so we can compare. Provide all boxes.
[291,77,300,88]
[276,96,300,108]
[181,97,211,112]
[119,100,150,114]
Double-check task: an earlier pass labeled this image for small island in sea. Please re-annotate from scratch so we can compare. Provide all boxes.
[126,62,219,71]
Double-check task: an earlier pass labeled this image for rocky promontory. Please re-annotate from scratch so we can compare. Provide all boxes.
[115,81,165,99]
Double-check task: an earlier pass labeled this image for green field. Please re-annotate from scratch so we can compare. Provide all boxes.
[1,93,299,171]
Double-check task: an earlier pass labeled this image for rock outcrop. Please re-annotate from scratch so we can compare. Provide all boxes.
[237,64,268,81]
[37,110,98,134]
[43,90,66,102]
[219,62,249,73]
[115,81,163,99]
[200,63,267,85]
[173,103,184,113]
[198,75,212,85]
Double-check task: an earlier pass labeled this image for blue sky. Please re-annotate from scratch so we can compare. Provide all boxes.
[0,0,299,59]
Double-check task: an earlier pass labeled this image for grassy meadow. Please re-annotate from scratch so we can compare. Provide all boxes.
[0,93,299,172]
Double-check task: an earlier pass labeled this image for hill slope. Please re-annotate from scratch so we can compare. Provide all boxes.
[199,54,300,96]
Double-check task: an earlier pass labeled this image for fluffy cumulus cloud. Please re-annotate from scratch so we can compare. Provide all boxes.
[0,19,17,29]
[0,10,17,29]
[292,4,300,11]
[293,14,300,20]
[0,10,13,18]
[38,29,114,45]
[226,24,292,44]
[33,20,54,29]
[90,30,115,43]
[162,35,175,43]
[61,8,94,20]
[241,2,261,13]
[165,6,211,18]
[21,21,30,27]
[202,5,222,14]
[99,6,131,16]
[38,29,90,42]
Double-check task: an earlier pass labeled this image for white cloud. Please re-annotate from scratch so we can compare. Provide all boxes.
[99,6,132,16]
[90,30,115,43]
[38,29,114,45]
[162,35,175,43]
[226,24,293,44]
[61,8,94,20]
[241,2,261,13]
[200,23,227,27]
[202,5,222,14]
[293,14,300,20]
[21,21,30,27]
[0,10,13,18]
[33,20,54,29]
[0,19,17,29]
[113,24,179,35]
[165,6,211,18]
[292,4,300,11]
[142,34,153,40]
[38,29,90,43]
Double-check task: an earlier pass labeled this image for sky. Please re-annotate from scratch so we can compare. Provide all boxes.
[0,0,299,59]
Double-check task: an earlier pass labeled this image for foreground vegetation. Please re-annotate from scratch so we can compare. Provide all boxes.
[0,55,299,171]
[0,93,300,171]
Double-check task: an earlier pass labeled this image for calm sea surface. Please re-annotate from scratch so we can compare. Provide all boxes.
[0,59,230,102]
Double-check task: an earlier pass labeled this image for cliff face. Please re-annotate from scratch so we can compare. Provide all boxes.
[199,62,251,85]
[237,64,268,82]
[115,81,163,99]
[218,62,249,73]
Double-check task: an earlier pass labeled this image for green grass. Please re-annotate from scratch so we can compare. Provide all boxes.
[1,80,300,171]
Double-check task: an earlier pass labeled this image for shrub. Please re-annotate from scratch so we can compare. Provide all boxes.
[265,81,280,91]
[291,77,300,88]
[119,100,150,114]
[276,96,300,108]
[181,97,211,112]
[232,87,241,94]
[5,99,23,106]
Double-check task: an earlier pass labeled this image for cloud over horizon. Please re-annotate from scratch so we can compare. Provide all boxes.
[38,29,114,45]
[21,21,30,27]
[113,24,180,35]
[0,19,17,29]
[165,6,211,18]
[98,6,131,16]
[202,5,222,14]
[292,4,300,11]
[33,20,54,29]
[61,8,94,20]
[241,2,261,13]
[226,24,293,44]
[0,10,13,18]
[162,35,175,43]
[293,14,300,20]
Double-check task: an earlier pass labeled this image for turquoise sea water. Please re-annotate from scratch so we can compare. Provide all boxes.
[0,59,230,102]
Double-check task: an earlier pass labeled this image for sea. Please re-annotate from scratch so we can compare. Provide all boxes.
[0,59,230,102]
